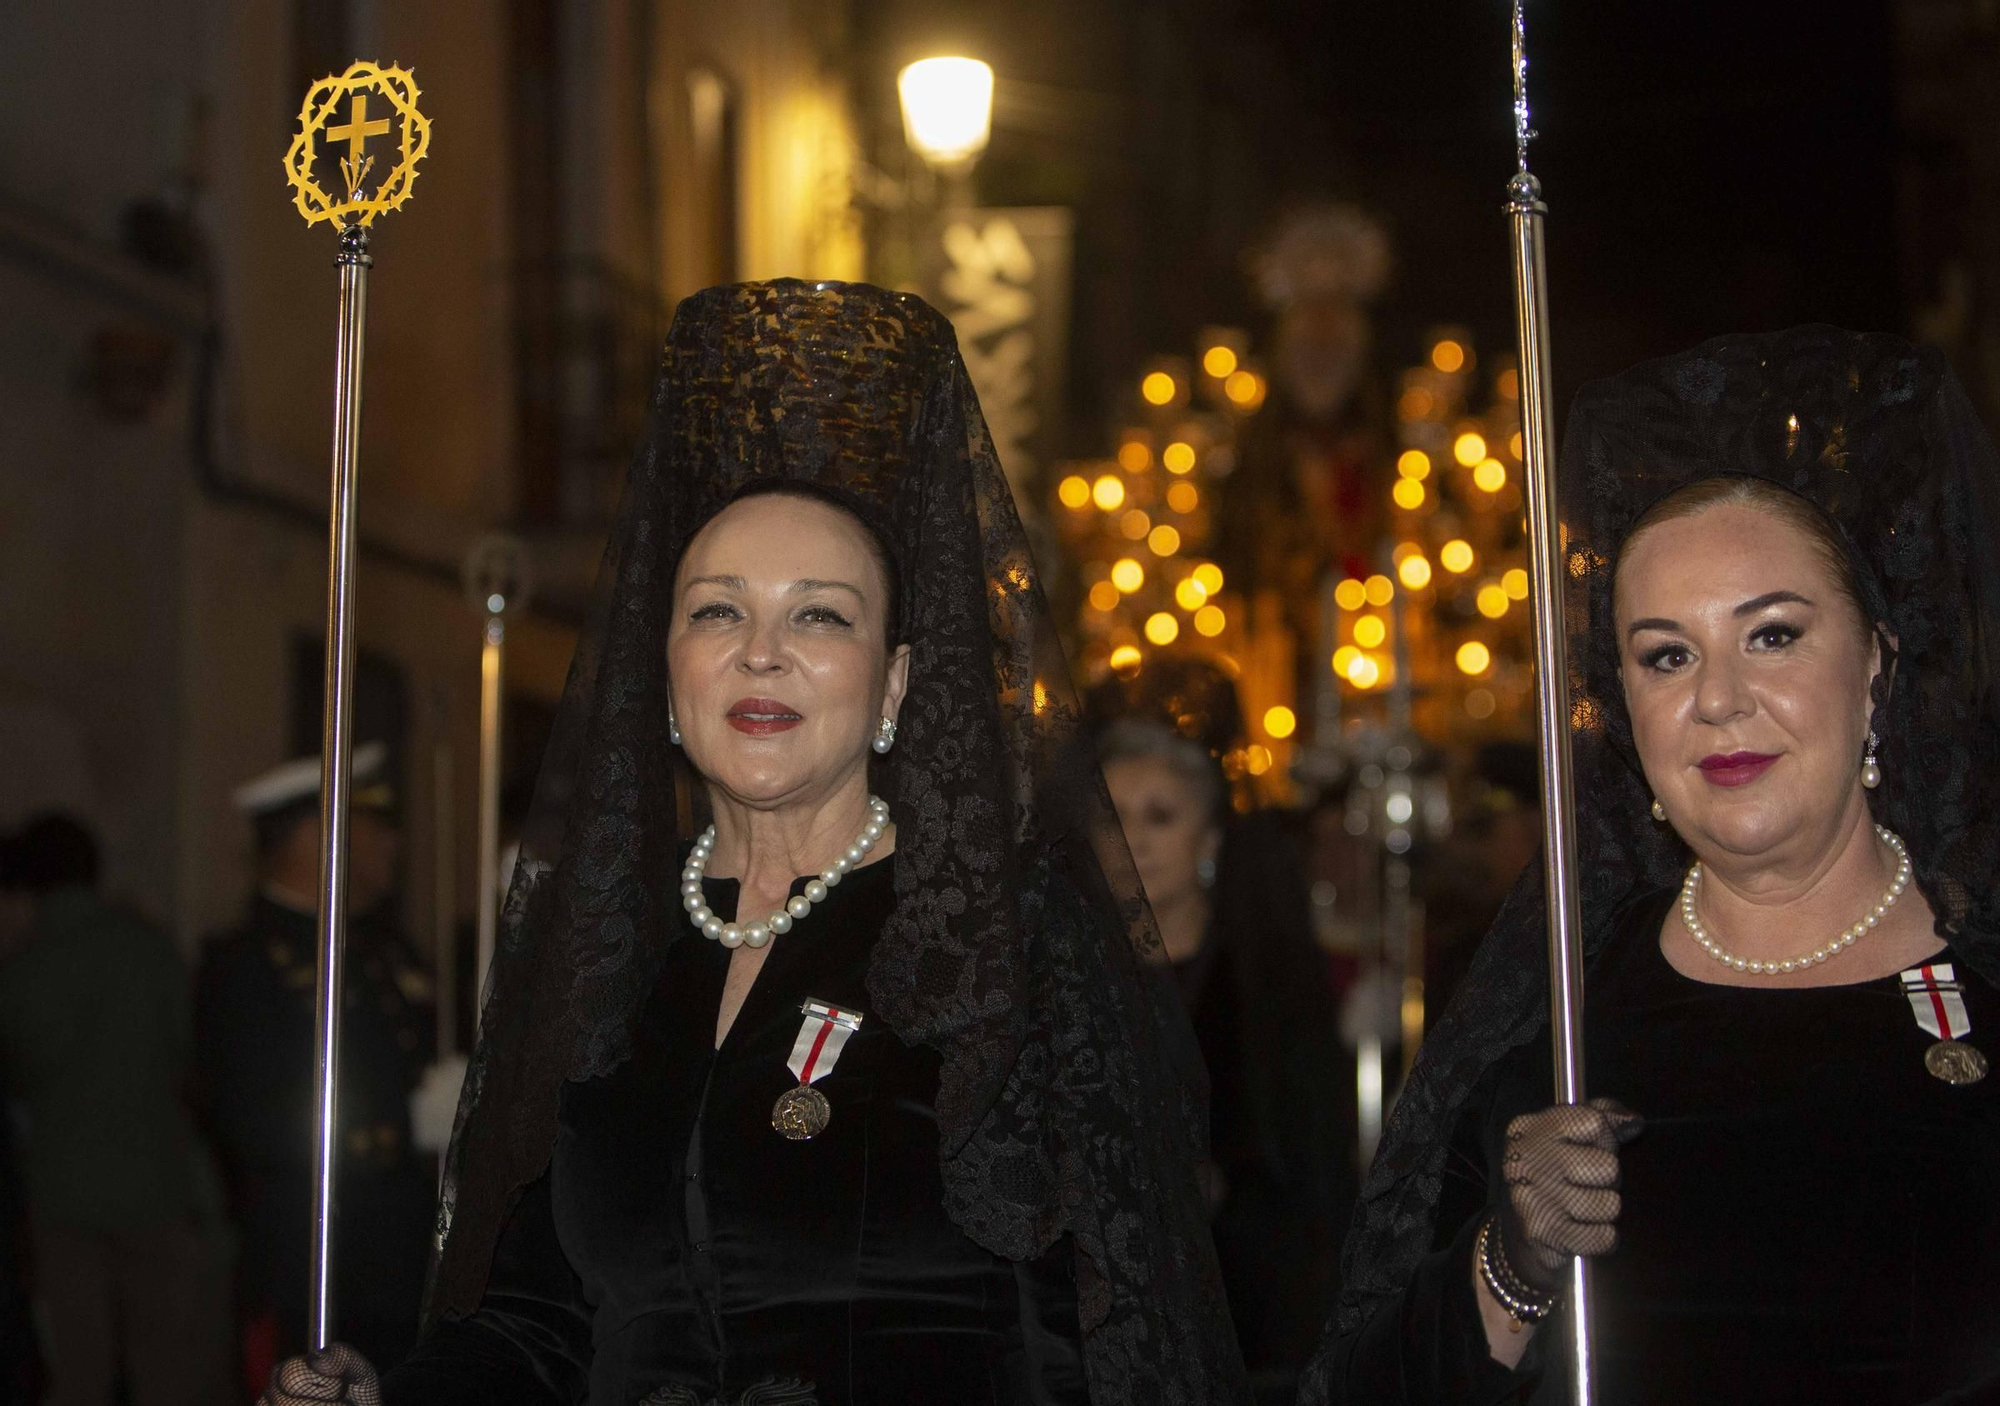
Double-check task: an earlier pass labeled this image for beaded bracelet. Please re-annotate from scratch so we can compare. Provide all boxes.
[1476,1214,1556,1331]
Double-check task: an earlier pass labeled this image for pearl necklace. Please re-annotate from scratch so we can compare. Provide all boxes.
[681,795,891,949]
[1679,824,1911,975]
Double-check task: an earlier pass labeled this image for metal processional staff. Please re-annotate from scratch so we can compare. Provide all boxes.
[1503,6,1594,1403]
[281,60,432,1352]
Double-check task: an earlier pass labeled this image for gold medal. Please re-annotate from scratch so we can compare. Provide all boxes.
[771,1084,832,1140]
[1925,1038,1988,1085]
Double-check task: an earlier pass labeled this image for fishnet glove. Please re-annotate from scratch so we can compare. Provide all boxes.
[258,1344,381,1406]
[1497,1097,1643,1295]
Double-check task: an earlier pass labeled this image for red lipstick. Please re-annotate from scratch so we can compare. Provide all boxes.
[725,697,803,736]
[1697,751,1778,787]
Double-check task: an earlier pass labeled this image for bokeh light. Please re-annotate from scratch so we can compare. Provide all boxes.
[1453,431,1488,467]
[1145,612,1180,645]
[1456,641,1492,675]
[1333,578,1368,611]
[1161,441,1196,473]
[1431,340,1466,374]
[1332,645,1362,675]
[1440,539,1475,574]
[1165,481,1199,513]
[1141,372,1177,406]
[1398,555,1433,590]
[1057,475,1090,509]
[1174,577,1208,611]
[1473,458,1507,493]
[1110,558,1145,593]
[1392,478,1426,510]
[1466,688,1498,719]
[1502,567,1530,600]
[1224,370,1265,407]
[1202,345,1238,378]
[1397,449,1431,481]
[1147,524,1181,556]
[1119,508,1151,540]
[1263,705,1297,739]
[1353,614,1387,648]
[1088,580,1121,612]
[1117,441,1151,472]
[1364,574,1394,607]
[1193,604,1226,636]
[1347,653,1383,688]
[1476,583,1510,618]
[1108,644,1142,671]
[1245,744,1274,776]
[1092,474,1126,510]
[1192,562,1225,594]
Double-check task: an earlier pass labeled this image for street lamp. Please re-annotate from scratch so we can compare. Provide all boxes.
[897,57,994,171]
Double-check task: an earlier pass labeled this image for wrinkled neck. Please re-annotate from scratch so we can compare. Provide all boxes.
[701,776,888,896]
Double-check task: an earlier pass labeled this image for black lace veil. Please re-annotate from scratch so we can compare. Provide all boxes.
[427,280,1245,1403]
[1304,326,2000,1383]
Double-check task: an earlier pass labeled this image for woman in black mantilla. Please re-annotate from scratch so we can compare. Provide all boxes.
[260,281,1246,1405]
[1083,659,1352,1403]
[1300,327,2000,1405]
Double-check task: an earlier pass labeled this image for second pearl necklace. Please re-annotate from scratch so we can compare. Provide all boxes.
[1681,823,1911,975]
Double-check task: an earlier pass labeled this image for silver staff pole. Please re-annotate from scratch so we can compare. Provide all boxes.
[1504,6,1594,1402]
[282,60,432,1351]
[306,217,370,1351]
[464,534,532,1031]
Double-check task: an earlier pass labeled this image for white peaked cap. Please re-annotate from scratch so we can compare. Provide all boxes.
[232,741,390,816]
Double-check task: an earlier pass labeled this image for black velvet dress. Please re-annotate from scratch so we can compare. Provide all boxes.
[1331,892,2000,1405]
[386,855,1087,1405]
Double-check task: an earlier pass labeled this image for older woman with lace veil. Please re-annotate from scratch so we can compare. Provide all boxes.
[1299,327,2000,1405]
[258,281,1246,1406]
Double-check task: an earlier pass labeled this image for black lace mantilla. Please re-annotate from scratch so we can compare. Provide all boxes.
[427,281,1246,1404]
[1302,326,2000,1395]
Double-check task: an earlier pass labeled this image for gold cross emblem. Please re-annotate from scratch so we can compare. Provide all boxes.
[282,61,432,227]
[326,92,392,166]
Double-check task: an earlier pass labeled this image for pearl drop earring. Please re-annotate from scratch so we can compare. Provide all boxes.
[872,716,897,754]
[668,700,682,747]
[1651,799,1666,822]
[1861,730,1882,790]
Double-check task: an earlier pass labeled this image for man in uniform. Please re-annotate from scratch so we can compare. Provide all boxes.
[194,743,436,1390]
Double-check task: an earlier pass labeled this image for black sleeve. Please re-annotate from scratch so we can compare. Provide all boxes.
[383,1172,592,1405]
[1011,1238,1090,1405]
[1306,1076,1545,1406]
[193,944,307,1174]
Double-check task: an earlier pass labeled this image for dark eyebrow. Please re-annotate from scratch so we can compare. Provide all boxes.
[792,579,865,601]
[682,574,745,592]
[1734,590,1813,617]
[1627,591,1816,639]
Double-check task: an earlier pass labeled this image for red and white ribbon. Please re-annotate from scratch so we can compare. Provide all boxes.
[1900,963,1971,1041]
[787,999,862,1086]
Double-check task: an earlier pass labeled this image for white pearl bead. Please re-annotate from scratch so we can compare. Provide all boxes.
[769,911,792,935]
[691,906,713,927]
[845,845,865,864]
[805,880,828,903]
[684,893,705,913]
[719,925,744,949]
[788,896,812,919]
[743,923,770,949]
[682,880,703,897]
[702,916,724,939]
[820,869,842,889]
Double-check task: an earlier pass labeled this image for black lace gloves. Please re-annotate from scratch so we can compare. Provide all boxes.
[259,1344,381,1406]
[1496,1097,1643,1296]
